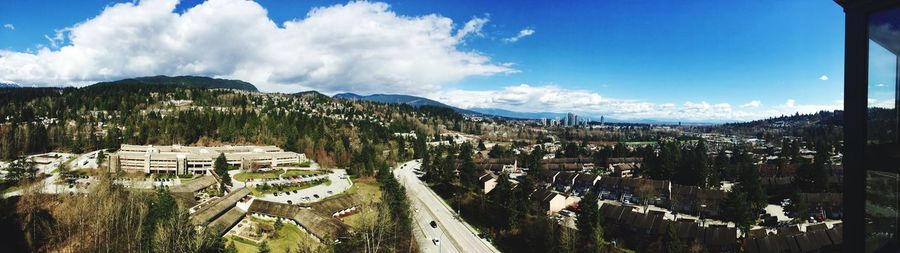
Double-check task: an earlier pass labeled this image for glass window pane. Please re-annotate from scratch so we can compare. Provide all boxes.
[866,6,900,252]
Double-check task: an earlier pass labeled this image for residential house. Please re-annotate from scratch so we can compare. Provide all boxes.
[573,173,599,195]
[596,176,622,200]
[554,172,579,192]
[532,189,567,215]
[479,172,498,194]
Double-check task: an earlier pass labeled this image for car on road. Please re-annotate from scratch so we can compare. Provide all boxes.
[313,194,320,198]
[432,238,440,246]
[430,220,437,228]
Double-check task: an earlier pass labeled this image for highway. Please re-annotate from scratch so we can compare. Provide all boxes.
[393,160,500,253]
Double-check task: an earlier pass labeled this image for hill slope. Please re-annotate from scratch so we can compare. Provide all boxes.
[333,93,481,115]
[89,75,258,92]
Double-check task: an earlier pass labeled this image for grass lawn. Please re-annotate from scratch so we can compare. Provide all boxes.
[234,169,324,182]
[225,218,320,253]
[321,176,381,203]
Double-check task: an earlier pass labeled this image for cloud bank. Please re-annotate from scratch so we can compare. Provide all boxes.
[430,84,842,122]
[0,0,513,93]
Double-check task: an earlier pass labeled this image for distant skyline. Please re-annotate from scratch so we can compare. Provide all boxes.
[0,0,846,121]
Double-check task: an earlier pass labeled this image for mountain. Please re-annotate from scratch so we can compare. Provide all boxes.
[294,90,329,99]
[468,108,569,120]
[0,82,20,88]
[88,75,258,91]
[333,93,481,115]
[334,93,451,107]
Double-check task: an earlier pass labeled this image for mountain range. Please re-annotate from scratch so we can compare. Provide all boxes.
[0,82,20,88]
[332,93,483,115]
[89,75,259,92]
[332,92,607,121]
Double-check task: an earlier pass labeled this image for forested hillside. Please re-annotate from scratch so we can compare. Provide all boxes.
[0,78,481,252]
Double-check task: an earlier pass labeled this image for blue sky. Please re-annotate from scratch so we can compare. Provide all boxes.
[0,0,848,121]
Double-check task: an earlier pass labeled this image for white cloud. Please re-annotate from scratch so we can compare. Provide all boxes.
[454,16,488,41]
[741,100,761,108]
[819,75,829,81]
[2,24,13,30]
[503,28,535,43]
[784,99,796,108]
[429,85,842,121]
[0,0,514,93]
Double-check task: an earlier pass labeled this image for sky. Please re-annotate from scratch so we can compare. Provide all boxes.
[0,0,849,122]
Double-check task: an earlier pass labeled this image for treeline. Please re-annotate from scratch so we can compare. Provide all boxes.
[0,85,465,176]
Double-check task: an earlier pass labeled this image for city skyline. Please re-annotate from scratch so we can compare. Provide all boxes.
[0,0,846,122]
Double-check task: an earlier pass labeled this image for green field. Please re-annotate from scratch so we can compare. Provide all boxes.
[225,217,319,253]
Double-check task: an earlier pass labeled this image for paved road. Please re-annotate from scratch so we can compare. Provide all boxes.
[393,160,500,253]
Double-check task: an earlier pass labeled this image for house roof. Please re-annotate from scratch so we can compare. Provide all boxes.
[619,178,668,190]
[597,177,621,188]
[190,187,251,225]
[606,157,643,164]
[800,193,843,205]
[305,194,362,217]
[702,226,737,247]
[778,225,802,236]
[825,224,842,245]
[671,184,699,198]
[538,170,559,183]
[543,157,596,164]
[479,174,497,184]
[600,204,633,222]
[747,234,788,253]
[206,207,245,235]
[248,199,348,240]
[171,176,218,193]
[761,177,794,186]
[532,189,560,203]
[476,164,505,172]
[477,158,516,164]
[612,163,636,172]
[674,220,701,240]
[556,172,579,183]
[574,174,598,186]
[544,163,585,171]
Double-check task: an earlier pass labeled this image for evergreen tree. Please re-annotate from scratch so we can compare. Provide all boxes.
[664,223,685,253]
[576,192,606,252]
[258,240,271,253]
[459,143,478,190]
[214,153,231,186]
[722,189,754,234]
[225,241,237,253]
[2,123,18,160]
